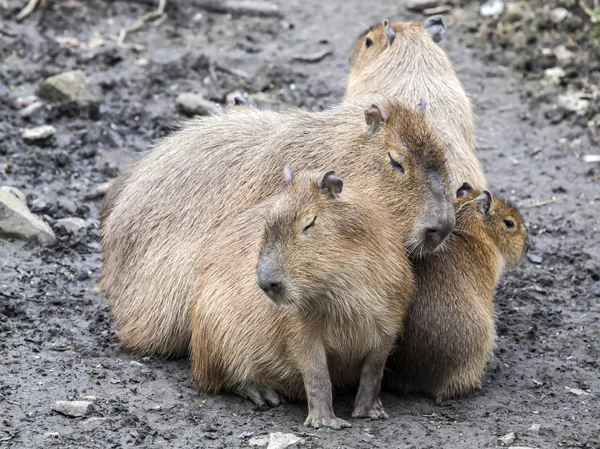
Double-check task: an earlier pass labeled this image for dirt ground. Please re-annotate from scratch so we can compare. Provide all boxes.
[1,0,599,448]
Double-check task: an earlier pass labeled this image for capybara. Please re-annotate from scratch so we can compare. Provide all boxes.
[99,94,454,357]
[190,167,414,429]
[346,16,486,191]
[385,183,530,402]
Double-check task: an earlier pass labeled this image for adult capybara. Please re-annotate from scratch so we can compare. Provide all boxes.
[190,167,414,429]
[346,16,486,191]
[386,183,530,402]
[99,95,454,357]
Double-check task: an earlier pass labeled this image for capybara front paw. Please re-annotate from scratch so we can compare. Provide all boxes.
[304,413,352,430]
[351,398,388,420]
[233,385,284,408]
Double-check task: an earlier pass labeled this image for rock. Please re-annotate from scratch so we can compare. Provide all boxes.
[504,2,528,23]
[544,67,565,85]
[527,252,543,264]
[566,386,593,396]
[0,186,56,245]
[405,0,443,12]
[480,0,504,17]
[129,361,144,367]
[551,7,568,24]
[528,424,541,434]
[44,432,60,438]
[557,93,590,115]
[267,433,304,449]
[53,400,92,417]
[175,93,215,116]
[249,435,270,447]
[81,417,107,430]
[38,70,104,106]
[22,125,56,142]
[553,45,575,64]
[499,432,516,445]
[84,181,113,200]
[80,396,96,402]
[20,101,45,118]
[56,217,87,232]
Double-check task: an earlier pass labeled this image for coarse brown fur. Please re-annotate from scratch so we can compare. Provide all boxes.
[99,94,453,357]
[346,19,486,191]
[189,168,414,427]
[385,188,530,402]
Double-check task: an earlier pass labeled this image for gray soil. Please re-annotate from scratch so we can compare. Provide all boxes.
[1,1,598,448]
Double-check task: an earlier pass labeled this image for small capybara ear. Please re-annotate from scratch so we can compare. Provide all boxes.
[417,97,428,114]
[284,165,293,183]
[383,19,396,45]
[423,15,446,43]
[476,190,495,217]
[456,181,474,198]
[317,171,344,199]
[364,104,389,132]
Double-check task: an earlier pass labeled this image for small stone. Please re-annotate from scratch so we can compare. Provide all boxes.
[557,93,590,115]
[20,101,45,118]
[22,125,56,142]
[44,432,60,438]
[16,95,39,108]
[267,433,304,449]
[84,181,113,200]
[499,432,516,445]
[249,435,269,447]
[551,7,568,24]
[527,252,543,264]
[543,67,565,85]
[480,0,504,17]
[528,424,541,434]
[566,387,593,396]
[55,217,87,232]
[553,45,575,64]
[0,186,56,245]
[38,70,104,106]
[175,93,215,116]
[192,12,203,22]
[129,361,144,367]
[81,417,107,429]
[405,0,442,12]
[81,396,96,402]
[53,400,92,417]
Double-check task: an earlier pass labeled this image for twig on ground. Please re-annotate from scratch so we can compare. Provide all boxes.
[118,0,166,46]
[0,393,23,406]
[476,144,498,150]
[16,0,41,21]
[520,198,558,209]
[292,48,333,63]
[196,1,282,17]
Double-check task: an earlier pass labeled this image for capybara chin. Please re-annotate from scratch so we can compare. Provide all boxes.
[345,16,486,191]
[385,183,530,402]
[99,94,454,357]
[190,167,414,429]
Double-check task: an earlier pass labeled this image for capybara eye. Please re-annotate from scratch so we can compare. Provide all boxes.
[302,216,317,234]
[388,153,405,173]
[504,219,515,229]
[365,37,373,48]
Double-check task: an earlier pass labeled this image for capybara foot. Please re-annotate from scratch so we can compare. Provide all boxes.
[304,413,351,430]
[351,397,388,420]
[233,384,284,408]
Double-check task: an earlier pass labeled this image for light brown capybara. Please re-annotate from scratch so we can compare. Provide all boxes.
[346,16,486,191]
[99,95,454,357]
[190,167,414,429]
[385,183,530,402]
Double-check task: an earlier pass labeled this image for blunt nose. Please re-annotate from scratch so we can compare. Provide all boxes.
[256,248,285,300]
[424,216,455,250]
[258,279,282,295]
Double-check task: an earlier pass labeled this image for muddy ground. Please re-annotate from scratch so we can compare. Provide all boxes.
[0,0,599,448]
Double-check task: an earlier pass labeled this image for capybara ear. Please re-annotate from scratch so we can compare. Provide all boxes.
[383,19,396,45]
[424,15,446,43]
[364,104,389,132]
[456,181,474,198]
[417,97,428,114]
[476,190,495,217]
[317,171,344,199]
[234,96,247,106]
[284,165,293,183]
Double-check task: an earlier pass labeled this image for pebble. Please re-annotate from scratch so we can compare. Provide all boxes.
[81,417,107,429]
[543,67,565,85]
[56,217,87,232]
[175,93,215,116]
[551,7,568,24]
[22,125,56,142]
[267,433,304,449]
[0,186,56,245]
[249,436,270,447]
[553,45,575,64]
[38,70,104,106]
[405,0,443,12]
[528,424,541,433]
[53,400,92,417]
[480,0,504,17]
[566,387,593,396]
[129,361,144,367]
[20,101,45,118]
[84,181,113,200]
[527,252,543,264]
[499,432,516,445]
[557,92,590,115]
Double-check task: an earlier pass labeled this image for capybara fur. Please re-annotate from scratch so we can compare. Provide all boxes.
[385,184,530,402]
[99,95,454,357]
[346,17,486,191]
[190,168,414,429]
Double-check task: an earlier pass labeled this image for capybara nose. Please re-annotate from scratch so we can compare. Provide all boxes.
[259,280,282,295]
[424,217,455,251]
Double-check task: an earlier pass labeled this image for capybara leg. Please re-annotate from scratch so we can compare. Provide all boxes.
[232,384,284,408]
[351,349,389,419]
[296,340,351,430]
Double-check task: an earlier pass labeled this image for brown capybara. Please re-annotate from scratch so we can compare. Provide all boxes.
[385,183,530,402]
[190,167,414,429]
[345,16,486,191]
[99,94,454,357]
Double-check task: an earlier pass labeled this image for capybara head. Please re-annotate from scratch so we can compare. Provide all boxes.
[363,99,455,255]
[455,183,530,268]
[256,166,395,308]
[348,16,446,80]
